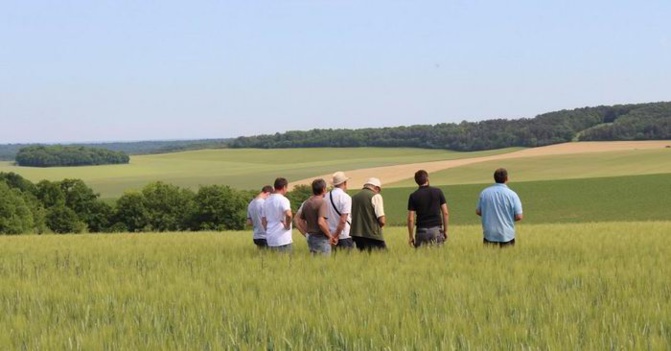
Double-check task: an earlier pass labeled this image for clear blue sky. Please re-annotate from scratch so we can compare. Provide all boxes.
[1,1,669,143]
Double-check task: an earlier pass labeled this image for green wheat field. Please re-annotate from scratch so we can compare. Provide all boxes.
[1,224,669,349]
[1,144,670,349]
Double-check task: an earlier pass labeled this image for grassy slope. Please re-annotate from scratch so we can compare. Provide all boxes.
[0,147,514,198]
[388,148,671,187]
[1,146,669,348]
[379,173,671,226]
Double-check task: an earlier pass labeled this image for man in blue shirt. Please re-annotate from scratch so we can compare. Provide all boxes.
[476,168,523,247]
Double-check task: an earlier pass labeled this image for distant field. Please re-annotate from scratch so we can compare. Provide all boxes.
[389,148,671,187]
[1,222,669,349]
[0,148,514,198]
[1,143,669,200]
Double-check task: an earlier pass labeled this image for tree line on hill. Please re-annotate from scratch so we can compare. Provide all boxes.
[15,145,130,167]
[0,172,312,235]
[2,101,668,163]
[229,102,671,151]
[0,139,232,162]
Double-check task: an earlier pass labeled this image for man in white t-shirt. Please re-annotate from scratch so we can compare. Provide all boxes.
[246,185,273,249]
[325,171,353,250]
[262,177,293,252]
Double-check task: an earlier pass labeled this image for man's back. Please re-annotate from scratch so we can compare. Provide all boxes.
[351,188,383,241]
[408,186,446,228]
[325,187,351,238]
[301,196,328,236]
[247,197,266,239]
[264,193,292,246]
[477,184,522,242]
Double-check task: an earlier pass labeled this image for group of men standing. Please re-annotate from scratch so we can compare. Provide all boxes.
[247,168,523,255]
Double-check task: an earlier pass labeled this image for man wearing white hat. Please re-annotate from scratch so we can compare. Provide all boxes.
[326,171,353,250]
[350,177,387,251]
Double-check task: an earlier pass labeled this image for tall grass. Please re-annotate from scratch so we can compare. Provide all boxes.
[1,222,669,349]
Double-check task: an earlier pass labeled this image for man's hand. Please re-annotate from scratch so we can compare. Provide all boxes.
[440,229,448,242]
[408,237,414,247]
[330,236,339,246]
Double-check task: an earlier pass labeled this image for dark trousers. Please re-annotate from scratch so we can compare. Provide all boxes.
[253,239,268,249]
[414,226,445,248]
[483,238,515,248]
[352,236,387,252]
[335,237,355,250]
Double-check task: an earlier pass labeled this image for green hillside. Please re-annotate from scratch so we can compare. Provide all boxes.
[380,173,671,226]
[389,147,671,187]
[0,147,515,198]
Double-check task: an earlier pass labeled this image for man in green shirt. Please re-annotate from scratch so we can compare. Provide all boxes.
[351,177,387,251]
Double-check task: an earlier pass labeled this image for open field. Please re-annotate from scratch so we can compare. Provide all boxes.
[293,140,671,189]
[389,147,671,187]
[1,141,669,349]
[0,147,514,199]
[1,141,668,198]
[1,222,669,349]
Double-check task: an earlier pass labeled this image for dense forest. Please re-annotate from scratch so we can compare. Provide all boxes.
[0,171,313,234]
[230,102,671,151]
[15,145,130,167]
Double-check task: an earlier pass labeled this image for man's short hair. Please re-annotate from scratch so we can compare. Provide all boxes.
[494,168,508,184]
[274,177,288,190]
[261,185,273,193]
[414,170,429,186]
[311,178,327,195]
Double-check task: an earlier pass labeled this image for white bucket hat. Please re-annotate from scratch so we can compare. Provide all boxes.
[364,177,382,189]
[332,171,350,186]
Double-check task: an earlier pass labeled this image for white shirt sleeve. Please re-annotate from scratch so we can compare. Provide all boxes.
[371,194,385,218]
[341,194,352,215]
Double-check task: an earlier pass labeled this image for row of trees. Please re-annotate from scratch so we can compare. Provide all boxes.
[230,102,671,151]
[3,102,667,163]
[16,145,130,167]
[0,172,312,235]
[0,139,232,162]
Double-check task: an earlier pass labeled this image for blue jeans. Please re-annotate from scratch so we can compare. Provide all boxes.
[307,234,331,256]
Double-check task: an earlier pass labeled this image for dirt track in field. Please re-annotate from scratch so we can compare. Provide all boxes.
[290,141,671,190]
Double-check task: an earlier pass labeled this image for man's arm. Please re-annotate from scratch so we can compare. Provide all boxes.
[407,210,415,246]
[372,194,386,227]
[334,213,348,237]
[377,216,386,227]
[283,210,292,230]
[514,194,523,222]
[246,206,253,226]
[441,203,449,239]
[293,211,307,236]
[318,216,334,242]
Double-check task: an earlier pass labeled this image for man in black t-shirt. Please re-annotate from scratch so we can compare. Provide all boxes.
[407,170,450,247]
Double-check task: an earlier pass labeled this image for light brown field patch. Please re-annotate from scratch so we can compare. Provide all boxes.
[290,141,670,190]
